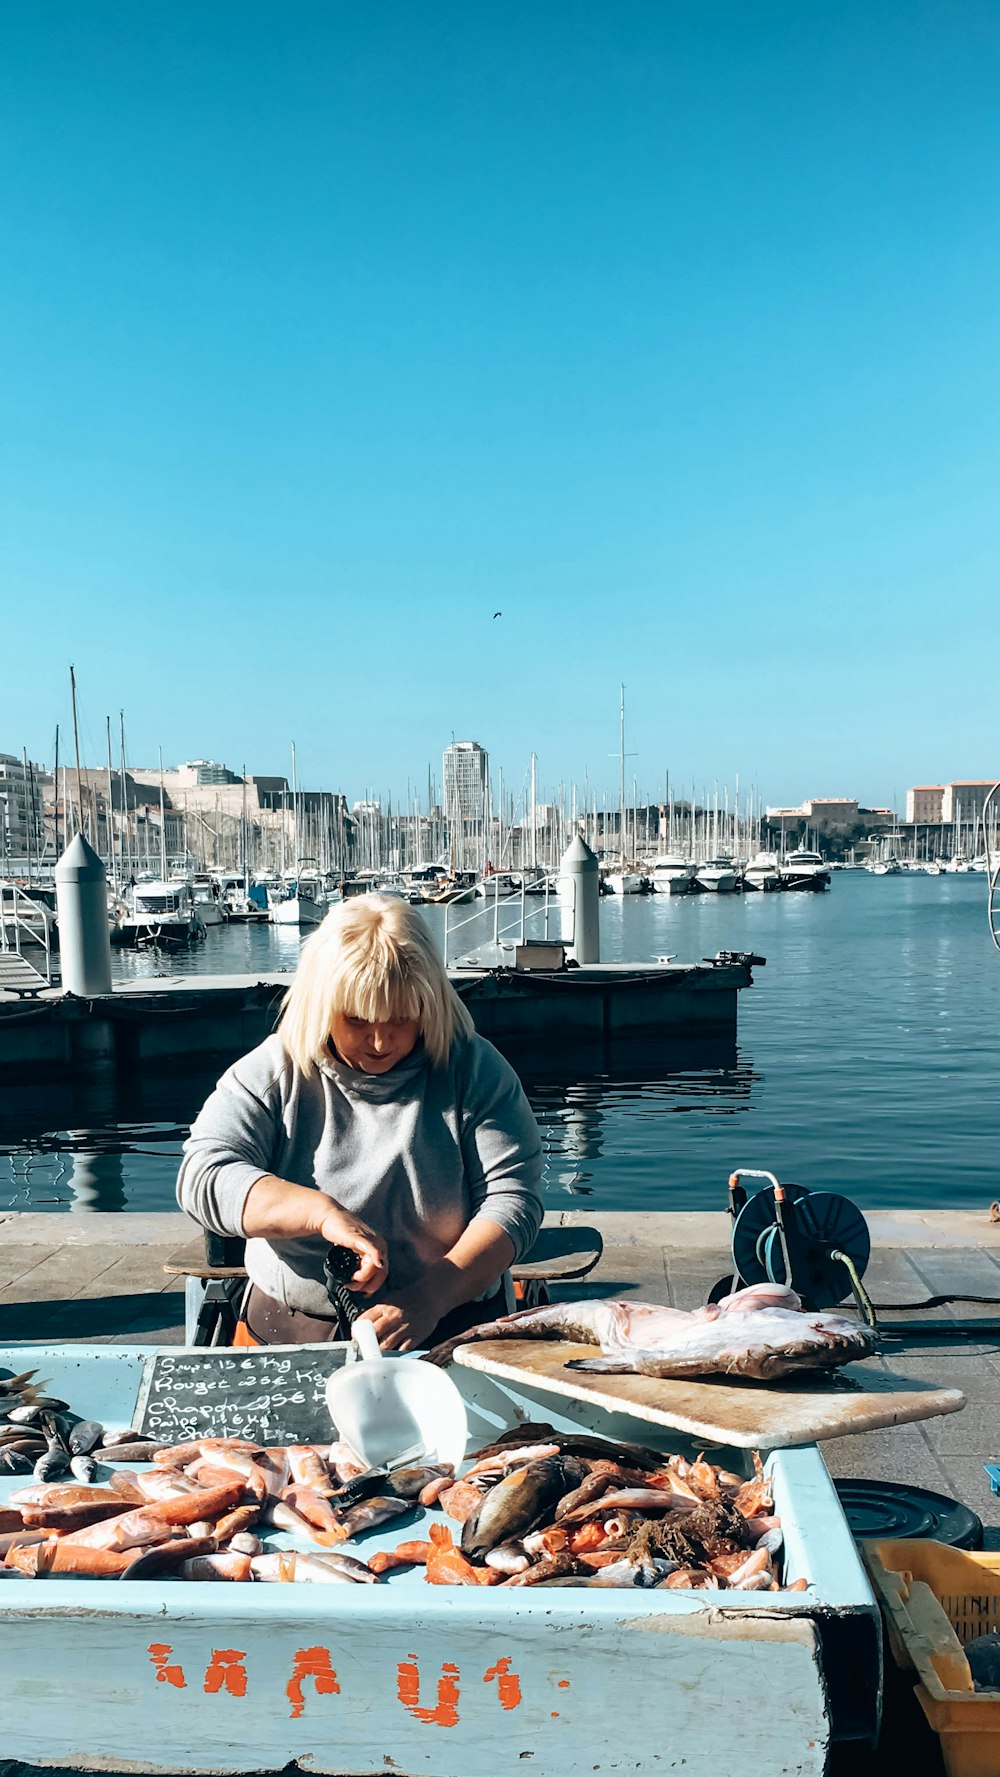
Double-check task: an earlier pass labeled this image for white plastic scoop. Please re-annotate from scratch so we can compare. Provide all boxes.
[324,1318,469,1473]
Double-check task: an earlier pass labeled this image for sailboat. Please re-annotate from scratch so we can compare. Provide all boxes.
[268,746,326,927]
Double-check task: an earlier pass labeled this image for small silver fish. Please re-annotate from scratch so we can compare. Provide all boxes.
[335,1496,414,1540]
[305,1550,379,1583]
[33,1445,69,1482]
[70,1454,98,1484]
[69,1420,104,1456]
[228,1532,263,1556]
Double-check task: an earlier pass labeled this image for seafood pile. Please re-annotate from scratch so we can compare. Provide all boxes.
[1,1365,802,1591]
[427,1282,874,1382]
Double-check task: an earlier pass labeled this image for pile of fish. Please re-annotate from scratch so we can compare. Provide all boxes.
[426,1282,874,1381]
[1,1365,803,1590]
[368,1425,802,1590]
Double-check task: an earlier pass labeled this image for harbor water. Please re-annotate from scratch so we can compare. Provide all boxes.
[1,871,997,1214]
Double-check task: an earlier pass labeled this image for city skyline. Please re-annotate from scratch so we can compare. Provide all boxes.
[4,6,1000,800]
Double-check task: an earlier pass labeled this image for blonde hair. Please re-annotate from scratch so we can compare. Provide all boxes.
[278,894,474,1075]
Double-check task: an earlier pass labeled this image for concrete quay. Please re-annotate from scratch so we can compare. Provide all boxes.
[0,958,754,1081]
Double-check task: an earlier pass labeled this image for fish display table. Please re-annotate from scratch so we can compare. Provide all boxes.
[0,1342,881,1776]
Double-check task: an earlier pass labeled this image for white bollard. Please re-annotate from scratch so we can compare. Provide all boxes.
[55,834,113,995]
[561,835,600,964]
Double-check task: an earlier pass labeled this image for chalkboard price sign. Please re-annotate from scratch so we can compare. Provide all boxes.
[134,1348,350,1447]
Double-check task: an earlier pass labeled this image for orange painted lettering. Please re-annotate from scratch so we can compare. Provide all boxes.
[148,1643,187,1690]
[203,1649,248,1697]
[483,1657,522,1711]
[397,1653,460,1727]
[286,1646,340,1720]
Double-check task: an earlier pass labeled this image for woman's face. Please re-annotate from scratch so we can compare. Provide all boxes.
[330,1012,422,1074]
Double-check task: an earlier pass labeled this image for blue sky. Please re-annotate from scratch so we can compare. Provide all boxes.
[2,2,998,812]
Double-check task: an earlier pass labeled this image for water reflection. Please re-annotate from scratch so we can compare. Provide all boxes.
[508,1036,757,1204]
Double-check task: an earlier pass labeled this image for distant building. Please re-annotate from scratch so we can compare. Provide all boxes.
[941,781,997,823]
[0,752,44,864]
[906,786,945,823]
[443,741,488,871]
[764,797,860,829]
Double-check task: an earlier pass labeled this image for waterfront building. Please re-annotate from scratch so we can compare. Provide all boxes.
[941,781,997,823]
[443,741,488,872]
[0,753,45,871]
[906,786,945,823]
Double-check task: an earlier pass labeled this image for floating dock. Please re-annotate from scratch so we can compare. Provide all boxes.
[0,958,755,1081]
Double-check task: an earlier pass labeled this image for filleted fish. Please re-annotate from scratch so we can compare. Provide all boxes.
[426,1282,874,1381]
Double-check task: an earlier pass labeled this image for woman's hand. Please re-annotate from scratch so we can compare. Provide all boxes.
[241,1176,388,1296]
[312,1200,388,1296]
[358,1285,441,1352]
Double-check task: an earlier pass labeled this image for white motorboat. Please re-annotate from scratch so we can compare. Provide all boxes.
[188,873,227,926]
[779,849,831,892]
[743,852,781,891]
[647,856,696,894]
[605,871,644,895]
[268,870,326,927]
[118,879,206,946]
[867,857,902,876]
[694,858,738,893]
[943,854,973,873]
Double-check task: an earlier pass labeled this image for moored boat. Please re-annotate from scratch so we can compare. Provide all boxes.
[779,849,831,892]
[117,879,206,946]
[647,856,696,894]
[694,858,738,893]
[743,852,781,892]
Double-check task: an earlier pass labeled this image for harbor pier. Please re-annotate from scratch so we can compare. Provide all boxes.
[0,957,755,1082]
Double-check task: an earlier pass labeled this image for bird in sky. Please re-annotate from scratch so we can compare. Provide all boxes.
[492,610,502,619]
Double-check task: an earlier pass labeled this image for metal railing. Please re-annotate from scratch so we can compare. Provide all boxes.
[0,882,54,985]
[442,871,574,967]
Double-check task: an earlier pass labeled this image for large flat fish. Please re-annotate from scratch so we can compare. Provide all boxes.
[426,1283,873,1382]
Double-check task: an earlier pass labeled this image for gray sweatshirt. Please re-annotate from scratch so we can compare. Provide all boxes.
[177,1032,543,1315]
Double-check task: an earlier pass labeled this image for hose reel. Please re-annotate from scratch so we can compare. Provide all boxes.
[710,1168,878,1332]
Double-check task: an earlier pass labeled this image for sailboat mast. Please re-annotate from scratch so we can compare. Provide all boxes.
[69,664,85,841]
[105,717,115,885]
[619,684,626,865]
[158,748,167,879]
[530,752,537,869]
[53,724,60,861]
[291,742,299,875]
[119,713,131,884]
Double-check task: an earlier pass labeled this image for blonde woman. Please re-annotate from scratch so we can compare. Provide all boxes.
[177,896,543,1350]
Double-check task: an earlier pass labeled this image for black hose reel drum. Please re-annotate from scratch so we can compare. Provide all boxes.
[710,1168,877,1328]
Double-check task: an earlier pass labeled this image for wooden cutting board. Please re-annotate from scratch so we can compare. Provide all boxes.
[452,1339,966,1449]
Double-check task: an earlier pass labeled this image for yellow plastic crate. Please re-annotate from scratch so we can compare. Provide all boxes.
[864,1539,1000,1777]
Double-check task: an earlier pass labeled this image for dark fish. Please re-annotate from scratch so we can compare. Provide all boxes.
[69,1420,104,1456]
[966,1634,1000,1690]
[0,1449,33,1474]
[498,1552,580,1586]
[328,1468,391,1510]
[387,1463,455,1500]
[335,1496,414,1539]
[0,1370,41,1400]
[95,1442,163,1463]
[462,1458,577,1562]
[33,1445,70,1482]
